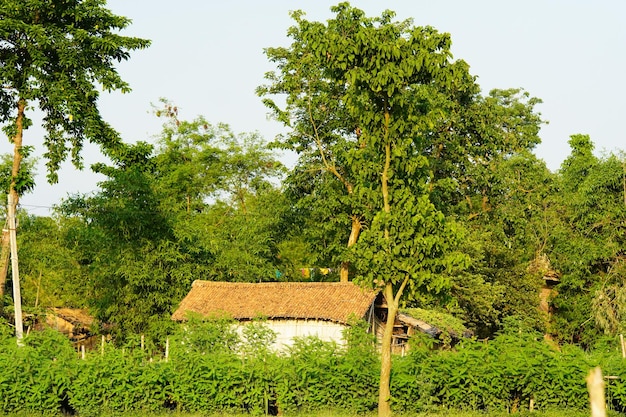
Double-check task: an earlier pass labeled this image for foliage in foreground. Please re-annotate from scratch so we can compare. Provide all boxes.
[0,411,610,417]
[0,319,625,416]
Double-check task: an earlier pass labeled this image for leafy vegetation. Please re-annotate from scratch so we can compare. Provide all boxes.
[1,2,626,416]
[0,320,625,416]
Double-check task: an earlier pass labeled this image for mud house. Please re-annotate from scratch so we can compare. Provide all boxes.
[172,280,458,352]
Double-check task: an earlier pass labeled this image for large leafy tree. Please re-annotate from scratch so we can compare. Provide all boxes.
[260,4,545,414]
[260,8,543,285]
[0,0,149,336]
[260,4,474,415]
[0,0,149,196]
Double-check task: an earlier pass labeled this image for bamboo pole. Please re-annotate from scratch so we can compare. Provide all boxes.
[620,334,625,359]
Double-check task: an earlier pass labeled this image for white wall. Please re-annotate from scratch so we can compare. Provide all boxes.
[237,319,347,351]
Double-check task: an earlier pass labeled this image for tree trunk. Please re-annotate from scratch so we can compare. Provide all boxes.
[378,108,396,417]
[339,215,361,282]
[378,283,398,417]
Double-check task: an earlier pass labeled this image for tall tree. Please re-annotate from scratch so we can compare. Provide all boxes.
[260,4,474,415]
[260,9,543,285]
[151,105,288,281]
[0,0,149,338]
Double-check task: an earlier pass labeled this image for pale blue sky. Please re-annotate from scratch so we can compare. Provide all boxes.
[15,1,626,214]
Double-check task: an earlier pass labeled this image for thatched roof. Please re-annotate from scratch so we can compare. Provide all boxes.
[49,308,94,327]
[45,308,94,340]
[172,280,379,324]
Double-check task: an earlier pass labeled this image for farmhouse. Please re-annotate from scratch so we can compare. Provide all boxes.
[172,280,459,352]
[172,280,378,350]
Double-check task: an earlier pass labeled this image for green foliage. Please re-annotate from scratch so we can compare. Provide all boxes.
[1,325,626,415]
[0,330,76,415]
[15,214,87,309]
[401,307,468,339]
[55,142,189,343]
[0,150,36,198]
[70,347,174,416]
[548,136,626,344]
[392,327,601,414]
[0,317,12,341]
[0,0,150,182]
[170,315,240,356]
[277,335,378,413]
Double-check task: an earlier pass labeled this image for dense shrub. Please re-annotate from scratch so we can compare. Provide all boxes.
[69,348,173,416]
[1,319,626,415]
[0,329,76,415]
[391,324,610,413]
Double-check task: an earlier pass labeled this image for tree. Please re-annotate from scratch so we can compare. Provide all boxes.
[260,4,474,415]
[57,142,183,342]
[57,110,288,341]
[450,151,560,336]
[151,104,288,281]
[0,0,149,340]
[152,102,226,214]
[549,135,626,344]
[260,8,543,286]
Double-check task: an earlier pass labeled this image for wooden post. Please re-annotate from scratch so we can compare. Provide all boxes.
[587,367,606,417]
[141,334,144,351]
[165,337,169,362]
[81,345,85,360]
[101,335,105,355]
[620,334,626,359]
[7,193,23,345]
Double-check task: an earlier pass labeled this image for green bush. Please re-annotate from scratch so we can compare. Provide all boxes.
[1,319,626,415]
[0,329,76,415]
[69,348,173,416]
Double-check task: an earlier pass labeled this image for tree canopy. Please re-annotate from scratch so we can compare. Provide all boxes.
[0,0,150,183]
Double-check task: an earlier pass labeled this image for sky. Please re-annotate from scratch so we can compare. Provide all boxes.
[12,1,626,215]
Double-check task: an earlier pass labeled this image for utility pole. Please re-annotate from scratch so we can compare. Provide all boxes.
[7,193,23,344]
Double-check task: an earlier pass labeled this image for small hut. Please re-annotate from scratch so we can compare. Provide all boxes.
[172,280,379,350]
